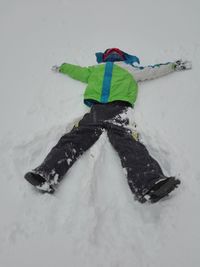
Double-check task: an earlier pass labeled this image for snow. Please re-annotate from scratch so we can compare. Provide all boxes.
[0,0,200,266]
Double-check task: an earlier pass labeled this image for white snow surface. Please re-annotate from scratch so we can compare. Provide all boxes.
[0,0,200,266]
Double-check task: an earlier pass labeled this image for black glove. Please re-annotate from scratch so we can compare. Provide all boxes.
[51,65,60,72]
[174,60,192,71]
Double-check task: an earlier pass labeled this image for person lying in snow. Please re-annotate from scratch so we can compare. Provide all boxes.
[24,48,192,203]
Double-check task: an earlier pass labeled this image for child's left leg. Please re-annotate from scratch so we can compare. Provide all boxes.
[107,125,180,203]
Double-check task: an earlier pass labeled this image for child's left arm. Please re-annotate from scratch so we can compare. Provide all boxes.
[126,60,192,82]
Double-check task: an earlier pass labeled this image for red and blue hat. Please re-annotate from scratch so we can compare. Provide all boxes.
[95,48,140,65]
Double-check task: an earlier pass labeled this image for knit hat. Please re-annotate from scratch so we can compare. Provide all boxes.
[95,48,140,65]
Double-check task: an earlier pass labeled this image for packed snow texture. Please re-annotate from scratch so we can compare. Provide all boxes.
[0,0,200,266]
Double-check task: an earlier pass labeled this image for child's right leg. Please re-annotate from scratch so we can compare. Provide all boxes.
[24,123,103,192]
[25,103,129,192]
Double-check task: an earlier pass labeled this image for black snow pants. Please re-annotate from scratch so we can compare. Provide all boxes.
[33,102,164,202]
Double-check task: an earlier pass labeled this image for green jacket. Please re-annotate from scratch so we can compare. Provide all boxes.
[59,62,138,107]
[59,61,175,107]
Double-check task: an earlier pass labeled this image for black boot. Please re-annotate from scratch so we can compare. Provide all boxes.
[24,172,55,193]
[146,176,181,203]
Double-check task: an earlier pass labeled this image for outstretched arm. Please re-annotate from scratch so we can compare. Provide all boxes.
[133,62,175,82]
[52,63,94,83]
[121,60,192,82]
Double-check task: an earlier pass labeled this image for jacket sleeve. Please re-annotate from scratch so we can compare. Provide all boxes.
[59,63,94,83]
[127,62,176,82]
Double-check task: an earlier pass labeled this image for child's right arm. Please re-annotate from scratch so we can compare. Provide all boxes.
[52,63,94,83]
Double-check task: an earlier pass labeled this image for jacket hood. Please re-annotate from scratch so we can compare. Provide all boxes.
[95,49,140,65]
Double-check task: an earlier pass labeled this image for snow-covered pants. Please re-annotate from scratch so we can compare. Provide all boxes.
[33,102,163,201]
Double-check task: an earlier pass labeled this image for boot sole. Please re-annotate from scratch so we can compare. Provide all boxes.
[24,172,55,194]
[24,172,46,186]
[150,177,181,203]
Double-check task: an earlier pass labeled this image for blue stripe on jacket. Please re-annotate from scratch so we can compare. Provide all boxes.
[100,62,114,103]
